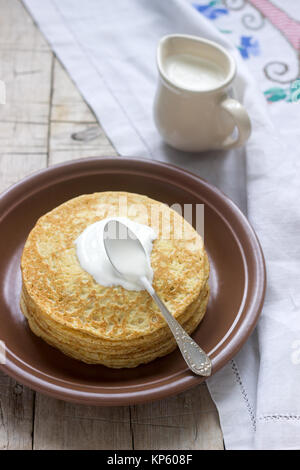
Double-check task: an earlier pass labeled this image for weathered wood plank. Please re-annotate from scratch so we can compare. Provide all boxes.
[33,396,133,450]
[51,60,97,124]
[0,375,34,450]
[0,0,52,450]
[0,49,53,123]
[49,60,117,165]
[49,120,117,165]
[0,151,46,192]
[0,0,49,52]
[131,384,223,450]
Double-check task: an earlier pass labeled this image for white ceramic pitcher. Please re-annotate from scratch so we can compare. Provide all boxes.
[153,34,251,152]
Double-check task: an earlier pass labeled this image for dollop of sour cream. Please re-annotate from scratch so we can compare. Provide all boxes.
[75,217,157,291]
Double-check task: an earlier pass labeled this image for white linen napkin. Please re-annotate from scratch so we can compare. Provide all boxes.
[22,0,300,449]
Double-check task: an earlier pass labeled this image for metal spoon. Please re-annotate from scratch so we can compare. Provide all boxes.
[103,220,211,377]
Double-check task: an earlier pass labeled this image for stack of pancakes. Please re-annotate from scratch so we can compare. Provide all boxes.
[21,192,209,368]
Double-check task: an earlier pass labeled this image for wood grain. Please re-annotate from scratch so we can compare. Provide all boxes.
[33,396,133,450]
[0,0,223,450]
[0,375,34,450]
[0,0,50,449]
[49,59,117,165]
[131,385,223,450]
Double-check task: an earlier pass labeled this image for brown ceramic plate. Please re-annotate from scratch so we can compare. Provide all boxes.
[0,157,265,405]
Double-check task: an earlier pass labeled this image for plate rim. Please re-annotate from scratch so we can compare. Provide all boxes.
[0,157,266,405]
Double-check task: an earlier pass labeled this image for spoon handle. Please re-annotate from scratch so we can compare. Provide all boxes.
[141,278,211,377]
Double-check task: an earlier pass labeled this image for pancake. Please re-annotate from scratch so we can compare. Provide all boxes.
[21,191,209,367]
[21,284,209,367]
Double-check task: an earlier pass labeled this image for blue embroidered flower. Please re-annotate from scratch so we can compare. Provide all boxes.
[238,36,260,59]
[193,1,228,20]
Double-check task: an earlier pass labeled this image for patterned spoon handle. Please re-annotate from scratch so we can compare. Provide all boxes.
[142,277,212,377]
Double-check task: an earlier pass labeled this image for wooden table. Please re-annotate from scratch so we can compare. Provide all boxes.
[0,0,223,450]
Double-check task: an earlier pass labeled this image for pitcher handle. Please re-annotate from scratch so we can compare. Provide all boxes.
[219,97,251,150]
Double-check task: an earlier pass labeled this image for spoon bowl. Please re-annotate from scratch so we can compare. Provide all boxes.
[103,220,151,285]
